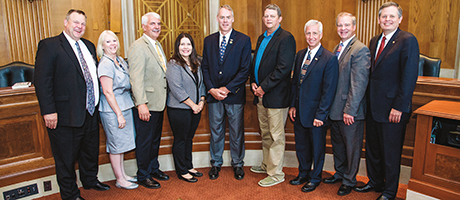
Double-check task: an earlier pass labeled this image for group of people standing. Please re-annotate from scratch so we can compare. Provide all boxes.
[34,2,418,200]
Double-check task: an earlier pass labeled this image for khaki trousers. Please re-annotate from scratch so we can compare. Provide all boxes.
[257,97,288,180]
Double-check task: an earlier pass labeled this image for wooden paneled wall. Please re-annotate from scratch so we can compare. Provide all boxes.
[220,0,459,70]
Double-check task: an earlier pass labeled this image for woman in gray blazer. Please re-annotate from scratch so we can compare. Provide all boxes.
[97,30,138,189]
[166,33,206,182]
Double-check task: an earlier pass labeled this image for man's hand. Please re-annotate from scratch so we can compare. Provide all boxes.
[389,108,402,123]
[251,83,258,93]
[289,107,296,122]
[313,119,324,127]
[343,113,355,126]
[138,104,151,122]
[44,113,58,129]
[254,86,265,98]
[209,88,227,101]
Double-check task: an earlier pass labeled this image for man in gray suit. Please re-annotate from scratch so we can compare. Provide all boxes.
[322,12,370,196]
[128,12,170,189]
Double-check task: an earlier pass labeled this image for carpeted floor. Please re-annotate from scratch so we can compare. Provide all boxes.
[36,167,407,200]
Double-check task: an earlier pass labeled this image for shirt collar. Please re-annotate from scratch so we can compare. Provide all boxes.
[341,35,355,48]
[382,29,397,41]
[264,25,281,38]
[143,33,158,46]
[63,31,78,45]
[219,29,233,39]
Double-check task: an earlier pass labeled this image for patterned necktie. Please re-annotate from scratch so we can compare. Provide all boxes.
[155,41,166,72]
[335,42,343,57]
[300,51,311,84]
[75,41,95,115]
[220,35,227,63]
[375,36,386,63]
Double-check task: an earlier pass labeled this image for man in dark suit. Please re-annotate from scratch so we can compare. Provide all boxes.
[354,2,419,200]
[322,12,370,196]
[249,4,296,187]
[289,19,338,193]
[128,12,170,189]
[202,4,251,180]
[34,9,110,200]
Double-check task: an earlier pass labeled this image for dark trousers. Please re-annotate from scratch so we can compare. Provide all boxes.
[330,120,364,186]
[133,108,163,181]
[294,119,327,183]
[48,111,100,200]
[167,107,201,175]
[365,115,407,198]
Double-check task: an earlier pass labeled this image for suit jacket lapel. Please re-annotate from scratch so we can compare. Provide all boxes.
[142,35,165,73]
[259,28,283,66]
[338,37,356,64]
[304,46,323,79]
[59,33,84,78]
[374,29,400,68]
[221,30,236,64]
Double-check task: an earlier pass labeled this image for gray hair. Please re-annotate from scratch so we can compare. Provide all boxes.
[141,12,161,25]
[304,19,323,34]
[96,30,120,59]
[218,5,234,17]
[336,12,356,26]
[378,2,402,18]
[265,4,281,17]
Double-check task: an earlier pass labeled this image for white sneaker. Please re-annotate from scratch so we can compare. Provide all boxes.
[250,166,266,174]
[258,176,285,187]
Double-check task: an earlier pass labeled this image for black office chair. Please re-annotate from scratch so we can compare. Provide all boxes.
[0,61,34,87]
[419,54,441,77]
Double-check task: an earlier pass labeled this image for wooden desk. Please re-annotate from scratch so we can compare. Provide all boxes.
[409,100,460,199]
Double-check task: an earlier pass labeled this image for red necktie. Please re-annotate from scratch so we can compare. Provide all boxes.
[375,36,386,63]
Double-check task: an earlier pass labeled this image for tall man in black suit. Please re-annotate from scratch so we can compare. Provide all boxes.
[322,12,370,196]
[249,4,296,187]
[34,9,110,200]
[202,5,251,180]
[354,2,419,200]
[289,19,338,193]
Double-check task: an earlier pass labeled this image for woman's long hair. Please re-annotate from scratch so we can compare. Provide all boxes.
[170,33,200,73]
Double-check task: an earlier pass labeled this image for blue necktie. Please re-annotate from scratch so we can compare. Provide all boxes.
[75,42,95,116]
[220,36,227,63]
[335,42,343,58]
[300,51,311,84]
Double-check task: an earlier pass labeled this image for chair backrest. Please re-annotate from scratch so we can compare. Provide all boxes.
[419,54,441,77]
[0,61,34,87]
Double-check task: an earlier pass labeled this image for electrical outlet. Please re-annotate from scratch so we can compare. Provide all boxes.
[44,180,52,192]
[3,183,38,199]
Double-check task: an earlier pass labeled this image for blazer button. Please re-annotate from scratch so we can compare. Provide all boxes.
[164,87,167,89]
[164,77,166,79]
[219,71,222,75]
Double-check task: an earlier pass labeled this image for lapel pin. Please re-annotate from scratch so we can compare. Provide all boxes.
[315,58,318,61]
[392,41,395,44]
[229,39,233,44]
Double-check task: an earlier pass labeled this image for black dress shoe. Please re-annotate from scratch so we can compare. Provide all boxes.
[75,197,85,200]
[138,177,161,189]
[178,174,198,183]
[233,167,245,180]
[209,166,221,180]
[337,184,353,196]
[301,182,320,192]
[151,170,170,181]
[83,181,110,191]
[322,176,343,184]
[188,170,203,177]
[354,183,383,193]
[376,194,394,200]
[289,176,309,185]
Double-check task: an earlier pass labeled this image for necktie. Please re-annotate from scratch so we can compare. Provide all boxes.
[220,35,227,63]
[375,36,386,63]
[300,51,311,84]
[75,41,95,115]
[155,41,166,72]
[335,43,343,57]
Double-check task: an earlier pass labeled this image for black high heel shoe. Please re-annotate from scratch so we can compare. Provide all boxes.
[178,174,198,183]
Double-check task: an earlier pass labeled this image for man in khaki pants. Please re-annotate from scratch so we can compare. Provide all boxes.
[249,4,296,187]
